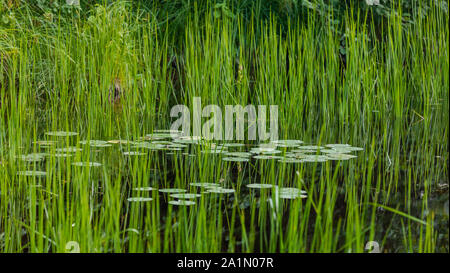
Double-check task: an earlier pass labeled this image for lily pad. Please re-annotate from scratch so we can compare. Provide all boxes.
[34,140,57,146]
[127,197,153,202]
[278,187,307,199]
[296,145,324,150]
[222,157,249,162]
[168,200,196,206]
[224,152,252,158]
[246,183,274,189]
[17,170,47,177]
[123,151,146,156]
[55,147,82,153]
[72,162,102,167]
[271,140,304,147]
[253,155,283,160]
[145,133,174,139]
[326,153,358,160]
[159,188,187,193]
[107,140,136,145]
[301,155,329,162]
[79,140,111,147]
[46,131,78,137]
[133,143,165,150]
[223,143,246,148]
[325,144,351,149]
[19,153,46,162]
[250,147,279,154]
[133,187,155,191]
[51,153,73,158]
[278,158,303,164]
[170,193,202,199]
[190,182,220,188]
[207,188,235,194]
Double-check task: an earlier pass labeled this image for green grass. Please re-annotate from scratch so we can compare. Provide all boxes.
[0,1,448,253]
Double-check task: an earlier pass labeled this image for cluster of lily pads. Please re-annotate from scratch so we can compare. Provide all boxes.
[15,130,363,206]
[132,130,363,163]
[127,182,307,206]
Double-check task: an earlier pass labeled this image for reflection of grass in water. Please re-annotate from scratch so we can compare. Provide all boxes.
[0,1,447,253]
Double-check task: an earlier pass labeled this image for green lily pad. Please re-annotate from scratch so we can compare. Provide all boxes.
[133,143,165,150]
[72,162,102,167]
[34,140,57,146]
[190,182,220,188]
[19,153,46,162]
[133,187,155,191]
[17,170,48,177]
[46,131,78,137]
[123,151,146,156]
[207,188,235,194]
[224,152,252,158]
[326,153,358,160]
[246,183,274,189]
[159,188,187,193]
[127,197,153,202]
[325,144,351,149]
[107,140,136,145]
[271,140,304,147]
[253,155,283,160]
[278,187,307,199]
[278,158,303,163]
[223,143,246,148]
[79,140,111,147]
[170,193,202,199]
[51,153,73,158]
[168,200,196,206]
[145,133,174,139]
[222,157,249,162]
[154,129,183,134]
[55,147,82,153]
[296,145,324,150]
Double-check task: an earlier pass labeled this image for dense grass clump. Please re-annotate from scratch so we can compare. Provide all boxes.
[0,1,448,252]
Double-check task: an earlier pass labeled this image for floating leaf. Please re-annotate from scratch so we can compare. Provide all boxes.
[159,188,187,193]
[168,200,196,206]
[246,183,273,189]
[190,182,220,188]
[325,144,351,149]
[278,158,303,163]
[46,131,78,137]
[55,147,82,153]
[207,188,235,194]
[72,162,102,167]
[123,151,146,156]
[326,153,357,160]
[271,140,304,147]
[133,187,155,191]
[170,193,201,199]
[34,140,57,146]
[107,140,136,145]
[302,155,329,162]
[19,153,46,162]
[222,157,249,162]
[79,140,111,147]
[127,197,153,202]
[253,155,283,160]
[224,152,252,158]
[51,153,73,158]
[278,187,307,199]
[17,170,47,177]
[296,145,324,150]
[223,143,246,148]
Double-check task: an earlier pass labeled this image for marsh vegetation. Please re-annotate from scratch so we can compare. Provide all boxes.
[0,0,448,252]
